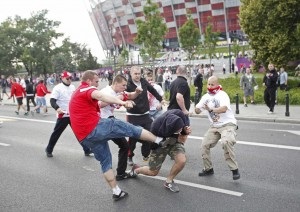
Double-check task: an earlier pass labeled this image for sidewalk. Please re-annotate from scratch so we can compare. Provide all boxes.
[1,95,299,124]
[1,77,299,124]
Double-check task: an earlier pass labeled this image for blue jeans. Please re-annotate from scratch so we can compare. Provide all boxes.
[81,118,142,173]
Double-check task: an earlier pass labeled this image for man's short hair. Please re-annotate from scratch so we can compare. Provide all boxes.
[82,70,98,81]
[113,74,127,84]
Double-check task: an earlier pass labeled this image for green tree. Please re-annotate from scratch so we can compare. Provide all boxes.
[203,18,219,65]
[239,0,300,68]
[179,13,201,64]
[0,10,101,77]
[77,50,100,71]
[134,0,167,77]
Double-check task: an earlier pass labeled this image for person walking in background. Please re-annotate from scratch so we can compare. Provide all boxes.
[195,76,240,180]
[263,63,278,114]
[240,67,257,107]
[278,67,288,91]
[155,68,164,88]
[168,65,191,118]
[25,79,37,114]
[33,79,51,115]
[0,75,9,101]
[45,71,92,157]
[99,74,142,181]
[69,70,165,201]
[132,109,191,193]
[8,78,28,115]
[126,66,163,165]
[194,68,203,105]
[145,71,164,120]
[163,67,172,92]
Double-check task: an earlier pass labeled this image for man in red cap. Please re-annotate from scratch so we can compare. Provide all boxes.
[45,71,92,157]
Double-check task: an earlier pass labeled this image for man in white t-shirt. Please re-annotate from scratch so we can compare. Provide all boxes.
[99,74,142,180]
[45,71,91,157]
[195,76,240,180]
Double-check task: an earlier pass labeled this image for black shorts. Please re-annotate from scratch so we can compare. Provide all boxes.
[16,97,23,105]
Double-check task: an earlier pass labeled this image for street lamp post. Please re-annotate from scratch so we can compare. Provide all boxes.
[228,38,231,74]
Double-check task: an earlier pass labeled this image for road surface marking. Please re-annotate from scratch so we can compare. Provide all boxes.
[265,129,300,136]
[0,116,55,124]
[188,136,300,151]
[142,175,243,197]
[1,116,299,151]
[0,142,10,146]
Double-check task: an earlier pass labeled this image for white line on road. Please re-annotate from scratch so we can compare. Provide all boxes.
[141,175,243,197]
[0,116,55,124]
[1,116,299,151]
[0,142,10,146]
[188,136,300,151]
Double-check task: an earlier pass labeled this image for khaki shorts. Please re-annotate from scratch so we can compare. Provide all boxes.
[148,142,185,171]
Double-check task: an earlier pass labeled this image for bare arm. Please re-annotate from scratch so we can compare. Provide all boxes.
[176,93,189,115]
[92,90,133,108]
[127,87,143,100]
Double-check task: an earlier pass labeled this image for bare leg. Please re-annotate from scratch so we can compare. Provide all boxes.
[166,153,186,182]
[136,166,159,176]
[103,169,117,188]
[139,129,159,143]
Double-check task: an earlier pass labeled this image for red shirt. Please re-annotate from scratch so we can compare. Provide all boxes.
[36,83,50,97]
[10,82,26,98]
[69,82,100,142]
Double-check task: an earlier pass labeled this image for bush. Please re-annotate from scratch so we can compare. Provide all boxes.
[186,74,300,105]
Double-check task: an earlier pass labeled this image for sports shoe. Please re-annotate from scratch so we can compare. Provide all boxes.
[198,168,214,176]
[127,157,134,166]
[126,164,139,178]
[244,104,248,107]
[24,112,29,116]
[84,150,93,156]
[45,149,53,157]
[267,110,274,114]
[232,169,240,180]
[15,111,19,115]
[112,190,128,201]
[164,181,180,193]
[116,173,129,181]
[250,101,256,105]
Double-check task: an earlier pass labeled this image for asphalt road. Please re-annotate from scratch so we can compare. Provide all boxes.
[0,106,300,212]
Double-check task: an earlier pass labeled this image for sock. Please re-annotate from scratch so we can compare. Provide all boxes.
[112,186,121,195]
[155,137,163,144]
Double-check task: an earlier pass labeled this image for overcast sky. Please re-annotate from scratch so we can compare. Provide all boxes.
[0,0,105,61]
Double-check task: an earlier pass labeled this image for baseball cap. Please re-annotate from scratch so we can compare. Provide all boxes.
[61,71,72,78]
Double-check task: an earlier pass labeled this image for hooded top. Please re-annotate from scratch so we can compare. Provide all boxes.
[150,109,189,137]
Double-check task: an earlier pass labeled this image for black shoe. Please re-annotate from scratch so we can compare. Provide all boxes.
[84,150,93,156]
[244,104,248,107]
[45,149,53,157]
[232,169,240,180]
[116,171,137,181]
[198,168,214,176]
[112,190,128,201]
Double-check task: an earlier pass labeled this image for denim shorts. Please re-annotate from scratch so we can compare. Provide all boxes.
[36,96,46,107]
[81,118,142,173]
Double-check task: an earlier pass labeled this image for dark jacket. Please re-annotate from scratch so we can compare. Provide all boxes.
[151,109,189,137]
[194,73,203,89]
[263,69,278,89]
[126,77,163,115]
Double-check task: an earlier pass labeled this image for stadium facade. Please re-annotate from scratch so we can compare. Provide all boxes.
[88,0,242,56]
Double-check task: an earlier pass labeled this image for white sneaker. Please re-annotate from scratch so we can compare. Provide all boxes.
[267,110,273,114]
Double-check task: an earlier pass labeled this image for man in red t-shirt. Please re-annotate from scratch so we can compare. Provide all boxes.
[69,70,164,201]
[8,78,28,115]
